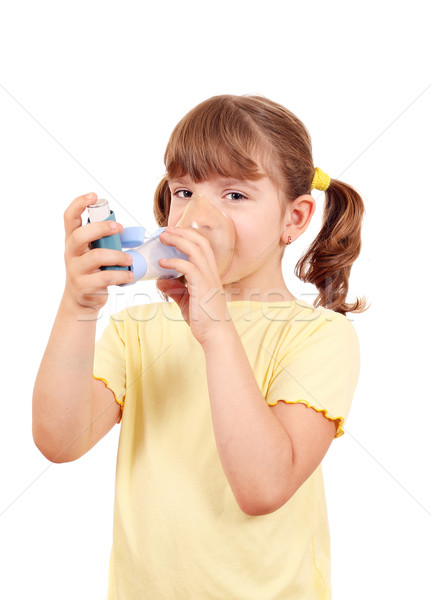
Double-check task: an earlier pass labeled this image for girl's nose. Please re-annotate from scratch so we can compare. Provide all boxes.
[176,193,218,231]
[176,193,237,279]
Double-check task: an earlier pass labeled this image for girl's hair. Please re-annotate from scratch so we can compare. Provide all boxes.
[154,94,368,315]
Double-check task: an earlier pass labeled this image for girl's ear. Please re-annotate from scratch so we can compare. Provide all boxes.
[281,194,316,244]
[153,176,171,227]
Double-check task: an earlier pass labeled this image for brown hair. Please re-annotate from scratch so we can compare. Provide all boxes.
[154,94,368,315]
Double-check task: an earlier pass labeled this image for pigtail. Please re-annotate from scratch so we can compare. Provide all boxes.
[295,179,369,316]
[153,175,187,302]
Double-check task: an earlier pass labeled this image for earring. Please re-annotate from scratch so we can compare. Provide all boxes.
[287,236,292,245]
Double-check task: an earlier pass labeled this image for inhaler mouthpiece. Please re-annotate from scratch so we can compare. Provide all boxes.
[175,193,236,280]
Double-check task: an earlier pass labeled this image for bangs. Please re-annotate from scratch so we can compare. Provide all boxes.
[164,96,272,183]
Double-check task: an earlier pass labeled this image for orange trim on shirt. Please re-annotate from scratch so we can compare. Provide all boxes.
[93,375,124,424]
[267,398,345,438]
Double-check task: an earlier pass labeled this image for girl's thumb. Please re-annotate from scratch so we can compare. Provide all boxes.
[156,278,188,306]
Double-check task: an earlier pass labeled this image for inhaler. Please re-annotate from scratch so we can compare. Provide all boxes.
[87,195,236,285]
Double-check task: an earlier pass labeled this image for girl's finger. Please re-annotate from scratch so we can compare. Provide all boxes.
[160,228,216,272]
[64,193,98,240]
[164,226,213,251]
[79,248,133,272]
[67,219,124,257]
[159,257,191,278]
[78,268,134,292]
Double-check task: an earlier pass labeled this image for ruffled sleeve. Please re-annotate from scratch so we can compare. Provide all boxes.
[265,312,360,438]
[93,313,127,424]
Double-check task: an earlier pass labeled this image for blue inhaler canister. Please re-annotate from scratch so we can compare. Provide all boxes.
[87,199,129,271]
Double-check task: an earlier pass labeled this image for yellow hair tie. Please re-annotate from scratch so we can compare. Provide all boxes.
[311,167,331,191]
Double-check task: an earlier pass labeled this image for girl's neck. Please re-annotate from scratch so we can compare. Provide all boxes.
[221,282,296,304]
[220,255,296,303]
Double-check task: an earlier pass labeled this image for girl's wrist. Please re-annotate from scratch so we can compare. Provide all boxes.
[60,289,101,324]
[201,320,238,354]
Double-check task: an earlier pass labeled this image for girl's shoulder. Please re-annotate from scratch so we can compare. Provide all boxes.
[106,301,187,340]
[110,300,180,323]
[242,298,359,351]
[226,298,355,329]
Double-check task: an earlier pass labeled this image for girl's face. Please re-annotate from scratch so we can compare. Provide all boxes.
[167,171,291,300]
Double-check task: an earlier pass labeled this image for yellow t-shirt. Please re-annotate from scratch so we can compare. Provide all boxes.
[93,299,360,599]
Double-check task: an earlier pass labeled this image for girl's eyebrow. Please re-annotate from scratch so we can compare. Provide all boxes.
[217,178,260,191]
[168,177,260,191]
[168,177,190,185]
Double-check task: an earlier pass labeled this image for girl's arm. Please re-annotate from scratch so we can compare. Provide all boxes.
[155,225,337,516]
[32,193,132,462]
[202,324,337,516]
[32,297,121,462]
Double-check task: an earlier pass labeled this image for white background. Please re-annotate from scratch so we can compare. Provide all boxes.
[0,1,430,598]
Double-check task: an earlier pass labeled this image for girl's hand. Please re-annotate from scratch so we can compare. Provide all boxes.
[156,226,232,347]
[63,193,134,314]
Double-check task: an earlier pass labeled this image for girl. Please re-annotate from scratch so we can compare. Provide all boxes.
[33,94,367,599]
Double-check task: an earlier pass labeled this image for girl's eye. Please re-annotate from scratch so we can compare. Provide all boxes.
[174,189,193,199]
[173,189,247,202]
[226,192,247,202]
